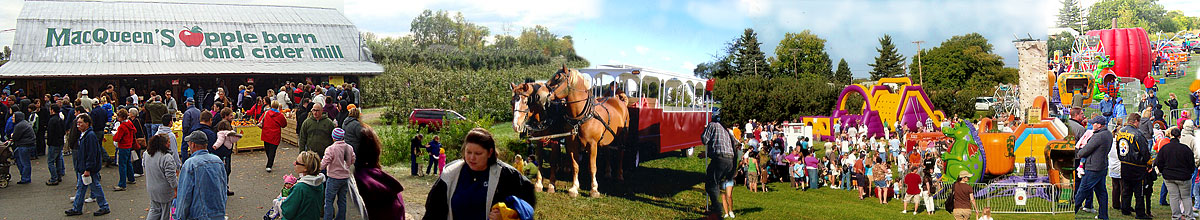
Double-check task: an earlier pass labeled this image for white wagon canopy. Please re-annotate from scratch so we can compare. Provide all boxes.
[0,0,383,78]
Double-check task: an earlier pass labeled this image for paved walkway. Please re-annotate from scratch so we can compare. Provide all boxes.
[0,143,364,219]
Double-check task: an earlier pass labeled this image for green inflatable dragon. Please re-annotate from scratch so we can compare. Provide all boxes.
[941,121,984,184]
[1092,56,1116,101]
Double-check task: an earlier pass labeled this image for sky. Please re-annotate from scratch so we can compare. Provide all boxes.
[7,0,1192,78]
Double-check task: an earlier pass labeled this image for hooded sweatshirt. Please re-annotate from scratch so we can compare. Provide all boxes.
[9,112,33,147]
[281,173,325,220]
[1182,121,1198,164]
[155,125,179,157]
[321,140,356,179]
[212,130,242,152]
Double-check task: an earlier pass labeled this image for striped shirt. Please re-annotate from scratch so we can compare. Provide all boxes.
[702,122,734,157]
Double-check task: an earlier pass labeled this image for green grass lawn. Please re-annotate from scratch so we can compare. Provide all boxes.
[369,112,1068,219]
[529,151,1066,220]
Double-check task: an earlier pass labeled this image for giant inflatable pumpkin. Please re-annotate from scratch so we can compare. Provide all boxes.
[1085,28,1152,83]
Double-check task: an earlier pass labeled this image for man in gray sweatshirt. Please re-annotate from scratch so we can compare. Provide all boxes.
[1075,115,1112,219]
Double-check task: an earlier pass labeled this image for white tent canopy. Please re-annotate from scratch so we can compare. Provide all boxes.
[577,64,709,111]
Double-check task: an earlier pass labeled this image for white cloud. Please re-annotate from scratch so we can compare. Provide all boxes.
[684,1,749,30]
[738,0,772,17]
[680,61,696,72]
[345,0,604,35]
[619,51,627,57]
[662,56,672,61]
[635,45,650,55]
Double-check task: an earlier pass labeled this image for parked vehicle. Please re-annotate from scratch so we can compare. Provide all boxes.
[975,97,997,111]
[408,109,466,130]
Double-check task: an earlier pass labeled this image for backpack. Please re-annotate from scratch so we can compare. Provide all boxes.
[1116,128,1147,166]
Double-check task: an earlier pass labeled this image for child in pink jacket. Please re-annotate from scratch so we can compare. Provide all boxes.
[320,128,356,220]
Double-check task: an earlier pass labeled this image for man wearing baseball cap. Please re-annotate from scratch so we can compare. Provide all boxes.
[1075,115,1113,219]
[174,131,227,220]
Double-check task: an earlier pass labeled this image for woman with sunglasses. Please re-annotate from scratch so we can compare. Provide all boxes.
[281,151,325,220]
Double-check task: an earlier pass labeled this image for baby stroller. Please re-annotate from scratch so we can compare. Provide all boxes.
[0,141,12,188]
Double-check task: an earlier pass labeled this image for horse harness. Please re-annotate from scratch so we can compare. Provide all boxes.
[545,71,624,144]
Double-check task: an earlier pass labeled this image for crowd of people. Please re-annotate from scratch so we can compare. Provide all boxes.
[0,81,425,219]
[1073,88,1200,220]
[702,113,996,220]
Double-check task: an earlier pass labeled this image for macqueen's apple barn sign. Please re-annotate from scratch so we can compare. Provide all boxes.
[0,0,382,78]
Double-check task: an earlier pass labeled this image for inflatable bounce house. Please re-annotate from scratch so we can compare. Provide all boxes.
[800,77,946,141]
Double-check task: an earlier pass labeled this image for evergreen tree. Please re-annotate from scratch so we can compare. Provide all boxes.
[835,59,852,84]
[1057,0,1083,32]
[868,35,906,81]
[732,28,769,77]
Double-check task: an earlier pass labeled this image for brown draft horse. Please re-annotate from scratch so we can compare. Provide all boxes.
[509,81,562,193]
[545,66,630,197]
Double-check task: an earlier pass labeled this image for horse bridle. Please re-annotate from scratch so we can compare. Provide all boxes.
[547,70,595,122]
[513,83,550,134]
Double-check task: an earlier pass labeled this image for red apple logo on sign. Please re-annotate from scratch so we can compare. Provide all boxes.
[179,26,204,47]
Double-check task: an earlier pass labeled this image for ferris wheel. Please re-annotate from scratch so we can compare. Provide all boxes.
[992,84,1020,117]
[1071,35,1106,73]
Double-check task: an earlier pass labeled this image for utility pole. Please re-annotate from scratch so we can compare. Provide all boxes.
[912,40,925,85]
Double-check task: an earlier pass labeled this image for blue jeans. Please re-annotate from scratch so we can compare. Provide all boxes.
[14,147,31,183]
[70,172,110,212]
[1076,170,1109,219]
[1192,171,1200,209]
[179,135,190,163]
[841,169,853,190]
[324,177,349,220]
[410,155,418,176]
[807,169,819,189]
[47,145,64,182]
[1162,183,1170,205]
[117,148,133,188]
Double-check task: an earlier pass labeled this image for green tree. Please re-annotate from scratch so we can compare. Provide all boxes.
[835,58,852,85]
[1164,10,1198,32]
[0,46,9,60]
[1169,12,1199,30]
[1048,31,1077,56]
[907,33,1018,118]
[491,35,519,49]
[1085,0,1170,32]
[410,10,490,49]
[1057,0,1084,32]
[712,75,838,123]
[518,25,559,56]
[731,28,769,77]
[868,34,906,81]
[773,30,832,79]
